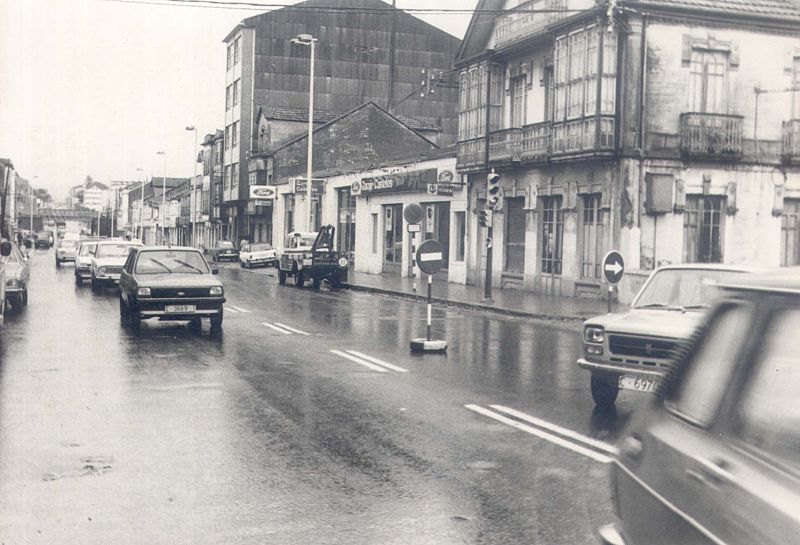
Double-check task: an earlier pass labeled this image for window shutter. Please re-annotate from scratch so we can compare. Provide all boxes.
[681,35,693,66]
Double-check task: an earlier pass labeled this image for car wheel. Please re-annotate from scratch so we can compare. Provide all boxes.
[91,276,99,292]
[239,261,245,268]
[312,277,321,290]
[591,376,619,408]
[295,270,305,287]
[278,270,287,285]
[210,308,223,330]
[75,274,82,286]
[330,276,343,289]
[9,295,20,313]
[21,289,27,306]
[128,303,141,332]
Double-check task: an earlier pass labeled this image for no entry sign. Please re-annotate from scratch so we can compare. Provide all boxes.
[602,250,625,284]
[416,240,444,275]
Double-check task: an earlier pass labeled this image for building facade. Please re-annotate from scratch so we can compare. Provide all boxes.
[456,0,800,301]
[223,0,461,243]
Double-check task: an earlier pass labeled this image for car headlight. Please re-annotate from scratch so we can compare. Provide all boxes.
[209,286,223,296]
[338,257,348,268]
[6,279,19,288]
[98,266,107,275]
[137,287,151,297]
[584,326,605,344]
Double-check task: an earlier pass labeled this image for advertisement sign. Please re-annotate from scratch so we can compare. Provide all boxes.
[292,178,325,195]
[250,185,276,200]
[437,169,455,184]
[358,168,437,196]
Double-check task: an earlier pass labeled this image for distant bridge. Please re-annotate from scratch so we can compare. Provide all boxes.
[36,208,98,222]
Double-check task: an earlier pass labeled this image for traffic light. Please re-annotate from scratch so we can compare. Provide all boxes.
[478,209,493,228]
[487,170,501,210]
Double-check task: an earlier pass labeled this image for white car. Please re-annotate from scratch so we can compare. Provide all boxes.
[239,242,278,268]
[90,240,143,291]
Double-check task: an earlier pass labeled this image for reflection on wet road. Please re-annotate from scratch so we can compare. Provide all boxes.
[0,250,639,544]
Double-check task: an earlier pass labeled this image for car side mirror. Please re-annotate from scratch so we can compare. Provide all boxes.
[0,241,11,257]
[211,267,219,275]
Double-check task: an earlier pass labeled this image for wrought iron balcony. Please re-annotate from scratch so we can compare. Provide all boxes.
[520,122,551,160]
[457,137,485,170]
[489,128,522,163]
[782,120,800,164]
[679,112,743,159]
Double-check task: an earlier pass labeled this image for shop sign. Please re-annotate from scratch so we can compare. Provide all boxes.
[358,168,437,196]
[292,178,325,195]
[252,200,273,208]
[427,183,455,196]
[437,169,455,184]
[250,185,276,200]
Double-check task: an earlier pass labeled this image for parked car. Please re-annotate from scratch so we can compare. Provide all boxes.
[598,268,800,545]
[209,240,239,262]
[239,242,278,268]
[55,238,79,267]
[90,240,144,291]
[4,241,29,312]
[35,231,54,249]
[578,264,751,407]
[118,246,225,333]
[277,225,348,288]
[74,239,103,286]
[0,241,11,324]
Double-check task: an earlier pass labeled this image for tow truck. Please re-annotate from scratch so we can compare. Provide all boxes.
[277,225,348,289]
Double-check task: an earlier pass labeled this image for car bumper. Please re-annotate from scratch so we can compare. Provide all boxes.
[217,253,238,260]
[57,255,76,261]
[244,258,277,266]
[95,274,121,283]
[76,267,92,278]
[577,358,667,380]
[135,297,225,319]
[5,286,23,295]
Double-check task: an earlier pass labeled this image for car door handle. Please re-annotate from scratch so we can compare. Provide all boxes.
[688,458,736,487]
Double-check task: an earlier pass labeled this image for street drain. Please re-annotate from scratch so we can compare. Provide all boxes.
[42,456,114,481]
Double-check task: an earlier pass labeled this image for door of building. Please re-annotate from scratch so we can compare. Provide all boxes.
[539,195,564,296]
[504,197,525,275]
[382,204,403,274]
[337,188,356,267]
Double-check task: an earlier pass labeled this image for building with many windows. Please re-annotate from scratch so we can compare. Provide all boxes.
[457,0,800,301]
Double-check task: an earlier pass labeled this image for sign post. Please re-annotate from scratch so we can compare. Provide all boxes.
[403,203,424,294]
[410,239,447,353]
[602,250,625,314]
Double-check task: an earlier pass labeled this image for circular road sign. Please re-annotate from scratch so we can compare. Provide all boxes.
[602,250,625,284]
[403,203,424,225]
[416,240,444,275]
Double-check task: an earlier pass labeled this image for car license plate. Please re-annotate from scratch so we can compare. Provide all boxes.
[618,375,657,393]
[165,304,195,313]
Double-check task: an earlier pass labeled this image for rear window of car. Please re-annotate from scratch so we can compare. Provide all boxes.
[135,250,210,274]
[219,241,235,248]
[249,243,272,251]
[79,244,96,256]
[96,244,138,257]
[58,240,77,248]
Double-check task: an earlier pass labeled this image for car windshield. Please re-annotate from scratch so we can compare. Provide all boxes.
[634,269,746,310]
[58,240,77,248]
[300,237,316,247]
[219,241,235,248]
[135,250,210,274]
[79,244,96,256]
[95,244,136,257]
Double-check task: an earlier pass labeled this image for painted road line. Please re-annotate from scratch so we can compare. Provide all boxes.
[489,405,618,456]
[329,349,389,373]
[229,306,251,313]
[262,322,293,335]
[227,307,239,314]
[273,322,310,336]
[345,350,409,373]
[464,404,612,464]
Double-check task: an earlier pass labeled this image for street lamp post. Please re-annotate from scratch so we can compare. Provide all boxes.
[185,126,198,247]
[157,151,167,244]
[136,167,144,241]
[291,33,317,232]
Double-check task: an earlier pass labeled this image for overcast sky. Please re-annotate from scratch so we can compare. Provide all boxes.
[0,0,477,199]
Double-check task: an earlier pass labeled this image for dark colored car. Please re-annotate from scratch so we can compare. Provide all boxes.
[277,225,348,289]
[118,246,225,333]
[4,241,30,312]
[35,231,54,249]
[599,268,800,545]
[209,240,239,262]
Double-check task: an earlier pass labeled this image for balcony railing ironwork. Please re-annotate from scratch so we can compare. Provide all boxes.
[489,128,522,162]
[782,119,800,163]
[520,122,551,160]
[679,112,743,158]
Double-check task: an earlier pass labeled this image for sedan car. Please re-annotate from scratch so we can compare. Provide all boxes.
[55,238,78,267]
[90,240,144,291]
[578,264,750,407]
[4,241,29,312]
[599,269,800,545]
[118,246,225,333]
[239,242,278,268]
[209,240,239,262]
[74,239,103,286]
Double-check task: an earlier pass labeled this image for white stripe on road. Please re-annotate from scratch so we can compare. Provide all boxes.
[329,350,388,373]
[489,405,618,456]
[345,350,409,373]
[273,322,310,336]
[465,405,612,464]
[229,306,251,313]
[262,322,293,335]
[227,307,239,314]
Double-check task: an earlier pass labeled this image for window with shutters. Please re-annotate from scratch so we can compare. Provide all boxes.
[684,195,725,263]
[689,50,728,114]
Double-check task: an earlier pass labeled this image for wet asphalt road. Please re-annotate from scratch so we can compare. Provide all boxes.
[0,249,642,545]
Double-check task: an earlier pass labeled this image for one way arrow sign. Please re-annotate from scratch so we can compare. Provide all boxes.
[602,250,625,285]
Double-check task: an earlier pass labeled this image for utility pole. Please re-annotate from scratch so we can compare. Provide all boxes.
[483,64,494,302]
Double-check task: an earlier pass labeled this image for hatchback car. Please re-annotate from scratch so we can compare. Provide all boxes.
[55,239,78,267]
[599,269,800,545]
[209,240,239,262]
[239,242,278,268]
[578,265,750,407]
[35,231,54,249]
[90,240,143,291]
[118,246,225,332]
[4,241,29,312]
[74,239,103,286]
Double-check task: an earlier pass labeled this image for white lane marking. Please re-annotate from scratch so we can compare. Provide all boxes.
[329,349,388,373]
[273,322,310,336]
[262,322,293,335]
[489,405,619,456]
[230,306,251,313]
[464,405,612,464]
[345,350,409,373]
[227,307,239,314]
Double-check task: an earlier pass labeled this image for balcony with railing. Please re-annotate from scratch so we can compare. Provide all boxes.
[679,113,743,159]
[783,120,800,163]
[520,122,551,160]
[457,137,486,170]
[493,0,570,49]
[488,128,522,163]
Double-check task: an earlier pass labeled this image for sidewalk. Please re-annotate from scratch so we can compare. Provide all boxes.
[342,271,623,323]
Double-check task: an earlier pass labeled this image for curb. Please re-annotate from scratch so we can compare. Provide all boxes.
[341,282,590,323]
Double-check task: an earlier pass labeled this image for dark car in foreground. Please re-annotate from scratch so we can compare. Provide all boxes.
[118,246,225,333]
[599,268,800,545]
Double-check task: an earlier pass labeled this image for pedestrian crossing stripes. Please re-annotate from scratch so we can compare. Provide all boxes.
[261,322,310,335]
[329,350,409,373]
[227,306,251,313]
